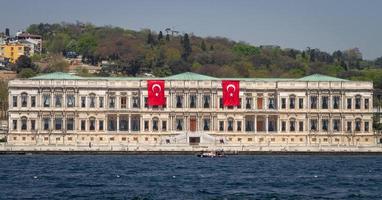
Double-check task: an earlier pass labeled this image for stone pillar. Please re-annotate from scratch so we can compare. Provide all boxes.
[128,115,131,133]
[254,115,257,133]
[266,115,269,134]
[117,114,120,133]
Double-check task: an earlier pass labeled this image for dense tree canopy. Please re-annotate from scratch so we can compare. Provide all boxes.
[25,22,382,88]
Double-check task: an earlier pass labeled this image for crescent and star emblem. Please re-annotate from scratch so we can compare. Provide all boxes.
[226,84,236,97]
[152,84,162,96]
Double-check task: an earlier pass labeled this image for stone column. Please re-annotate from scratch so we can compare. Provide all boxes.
[266,115,269,134]
[116,114,120,133]
[128,115,131,133]
[254,115,257,133]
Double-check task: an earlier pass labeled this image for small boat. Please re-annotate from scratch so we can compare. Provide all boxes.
[197,150,225,158]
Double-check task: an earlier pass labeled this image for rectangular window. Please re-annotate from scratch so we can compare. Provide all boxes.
[162,121,167,131]
[189,95,196,108]
[89,96,96,108]
[66,118,74,131]
[30,96,36,107]
[281,98,286,109]
[144,121,149,131]
[176,95,183,108]
[298,98,304,109]
[21,118,27,130]
[268,97,275,109]
[333,96,340,109]
[120,96,127,108]
[43,118,50,130]
[322,119,328,131]
[55,118,62,130]
[99,120,104,131]
[81,97,86,108]
[237,121,242,131]
[364,122,369,132]
[227,120,234,131]
[310,96,317,109]
[355,97,361,109]
[257,97,263,109]
[12,96,17,107]
[364,99,369,109]
[238,98,242,109]
[81,120,86,131]
[322,96,329,109]
[66,95,75,107]
[203,119,210,131]
[55,95,62,107]
[219,98,223,108]
[333,119,340,132]
[219,121,224,131]
[299,121,303,132]
[289,97,295,109]
[132,118,140,131]
[347,98,352,109]
[132,97,139,108]
[99,97,104,108]
[310,119,317,131]
[12,120,17,130]
[203,95,210,108]
[281,121,286,132]
[43,94,50,107]
[109,96,115,108]
[31,120,36,130]
[176,119,183,131]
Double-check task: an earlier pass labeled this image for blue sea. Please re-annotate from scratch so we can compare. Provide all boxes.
[0,155,381,200]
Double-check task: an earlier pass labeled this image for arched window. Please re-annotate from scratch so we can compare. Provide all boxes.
[89,117,96,131]
[89,93,96,108]
[355,95,362,109]
[289,118,296,132]
[21,117,27,130]
[21,92,28,107]
[289,95,296,109]
[227,118,234,131]
[152,117,159,131]
[355,118,361,132]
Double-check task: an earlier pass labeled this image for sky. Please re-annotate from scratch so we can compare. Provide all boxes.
[0,0,381,59]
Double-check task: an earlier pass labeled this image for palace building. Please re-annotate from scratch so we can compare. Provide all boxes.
[7,72,379,147]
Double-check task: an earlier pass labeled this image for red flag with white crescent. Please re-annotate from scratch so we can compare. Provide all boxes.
[222,80,240,106]
[147,80,165,106]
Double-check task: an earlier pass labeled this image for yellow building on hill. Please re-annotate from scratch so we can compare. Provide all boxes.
[0,43,30,63]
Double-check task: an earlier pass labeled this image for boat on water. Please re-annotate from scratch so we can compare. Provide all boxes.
[197,150,225,158]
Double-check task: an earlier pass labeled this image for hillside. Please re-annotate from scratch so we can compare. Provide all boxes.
[22,22,382,88]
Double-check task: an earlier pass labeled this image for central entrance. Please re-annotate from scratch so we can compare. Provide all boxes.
[190,117,196,132]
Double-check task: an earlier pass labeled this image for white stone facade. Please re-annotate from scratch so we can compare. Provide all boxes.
[7,74,379,147]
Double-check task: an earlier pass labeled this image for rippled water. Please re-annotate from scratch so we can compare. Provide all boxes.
[0,155,381,199]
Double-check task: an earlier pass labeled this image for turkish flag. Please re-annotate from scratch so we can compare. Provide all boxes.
[147,80,165,106]
[222,80,240,106]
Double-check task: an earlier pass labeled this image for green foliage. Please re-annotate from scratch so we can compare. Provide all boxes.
[23,22,382,89]
[233,43,260,56]
[18,68,37,78]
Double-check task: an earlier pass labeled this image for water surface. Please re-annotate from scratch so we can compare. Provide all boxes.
[0,155,381,199]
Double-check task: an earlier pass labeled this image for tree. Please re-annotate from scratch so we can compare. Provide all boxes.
[18,68,37,78]
[165,33,170,41]
[201,40,206,51]
[15,55,36,73]
[375,56,382,68]
[147,31,154,45]
[181,33,192,60]
[158,31,163,41]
